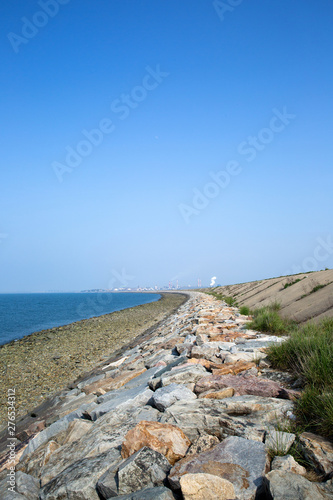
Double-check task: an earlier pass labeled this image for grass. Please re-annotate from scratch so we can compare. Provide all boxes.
[239,305,250,315]
[267,318,333,440]
[207,292,238,307]
[246,303,295,335]
[283,278,302,289]
[300,282,331,299]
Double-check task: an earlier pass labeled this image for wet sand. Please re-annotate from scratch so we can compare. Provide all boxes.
[0,292,187,428]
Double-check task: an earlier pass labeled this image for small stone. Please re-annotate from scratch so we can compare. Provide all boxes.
[180,473,235,500]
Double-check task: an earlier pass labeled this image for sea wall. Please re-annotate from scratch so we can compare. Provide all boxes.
[0,292,332,499]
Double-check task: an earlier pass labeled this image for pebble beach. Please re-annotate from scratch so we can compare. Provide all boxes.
[0,292,187,428]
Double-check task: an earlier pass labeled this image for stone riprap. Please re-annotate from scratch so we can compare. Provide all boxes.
[0,291,332,499]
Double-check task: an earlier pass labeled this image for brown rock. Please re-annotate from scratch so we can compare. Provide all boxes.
[199,387,235,399]
[299,432,333,475]
[180,473,236,500]
[194,374,291,399]
[212,361,256,376]
[121,420,191,465]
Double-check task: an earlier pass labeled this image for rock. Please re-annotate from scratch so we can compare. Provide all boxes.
[211,361,256,376]
[199,387,234,399]
[187,433,220,456]
[84,368,147,394]
[271,455,306,475]
[299,432,333,475]
[264,470,327,499]
[117,447,171,495]
[121,420,191,465]
[195,333,209,345]
[168,435,267,499]
[33,406,160,484]
[91,386,154,420]
[265,430,296,455]
[194,374,291,399]
[160,396,292,442]
[21,406,89,459]
[17,440,61,477]
[0,471,26,499]
[77,373,105,389]
[152,383,197,411]
[180,473,235,500]
[161,364,207,388]
[115,486,176,499]
[15,471,39,499]
[40,447,121,499]
[62,419,93,445]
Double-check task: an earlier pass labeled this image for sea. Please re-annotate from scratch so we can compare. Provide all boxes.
[0,292,161,346]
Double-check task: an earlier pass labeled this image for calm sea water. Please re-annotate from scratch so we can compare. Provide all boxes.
[0,292,161,346]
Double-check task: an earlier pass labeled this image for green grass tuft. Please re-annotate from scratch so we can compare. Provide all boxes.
[239,305,250,315]
[283,278,302,289]
[246,303,293,335]
[267,318,333,440]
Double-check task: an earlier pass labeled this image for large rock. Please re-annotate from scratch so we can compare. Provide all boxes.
[264,470,327,499]
[265,430,295,455]
[152,383,197,411]
[0,470,40,499]
[180,473,235,500]
[187,433,220,456]
[117,447,171,495]
[115,486,176,499]
[26,406,159,485]
[159,396,292,442]
[161,364,207,387]
[40,447,121,499]
[169,436,267,499]
[271,455,306,475]
[21,406,92,459]
[299,432,333,475]
[90,386,153,420]
[194,374,291,399]
[121,420,191,465]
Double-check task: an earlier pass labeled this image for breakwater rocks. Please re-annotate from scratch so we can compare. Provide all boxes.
[1,292,333,499]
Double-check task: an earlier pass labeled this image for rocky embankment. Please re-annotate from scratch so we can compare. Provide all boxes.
[1,292,332,499]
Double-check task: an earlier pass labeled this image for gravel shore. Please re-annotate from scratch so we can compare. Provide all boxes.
[0,292,187,428]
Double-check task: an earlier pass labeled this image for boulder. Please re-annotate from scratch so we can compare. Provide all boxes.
[115,486,176,499]
[194,374,291,399]
[117,447,171,495]
[199,388,234,399]
[121,420,191,465]
[265,430,296,455]
[169,435,267,499]
[187,433,220,456]
[299,432,333,475]
[180,473,235,500]
[62,419,93,445]
[264,470,327,499]
[211,361,256,376]
[90,387,154,420]
[271,455,306,475]
[152,383,197,411]
[0,471,40,500]
[160,364,207,387]
[40,447,122,500]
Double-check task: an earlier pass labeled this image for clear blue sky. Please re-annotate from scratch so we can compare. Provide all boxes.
[1,0,332,292]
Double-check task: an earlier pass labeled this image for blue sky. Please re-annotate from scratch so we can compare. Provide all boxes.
[1,0,332,292]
